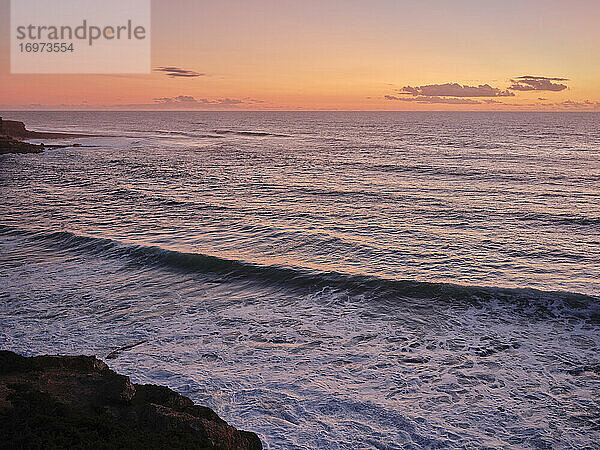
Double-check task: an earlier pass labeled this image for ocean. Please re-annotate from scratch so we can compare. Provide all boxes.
[1,111,599,448]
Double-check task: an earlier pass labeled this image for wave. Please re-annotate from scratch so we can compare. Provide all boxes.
[130,129,291,139]
[211,129,292,138]
[154,130,223,139]
[1,224,597,319]
[333,160,600,184]
[515,212,600,227]
[127,129,223,139]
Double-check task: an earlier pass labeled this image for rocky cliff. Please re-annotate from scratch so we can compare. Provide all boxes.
[1,118,95,139]
[0,351,262,450]
[0,116,99,154]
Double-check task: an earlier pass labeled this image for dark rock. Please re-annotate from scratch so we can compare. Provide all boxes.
[0,350,262,450]
[0,135,44,154]
[1,119,97,139]
[0,116,102,154]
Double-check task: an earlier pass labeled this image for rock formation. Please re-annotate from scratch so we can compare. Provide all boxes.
[1,117,96,139]
[0,135,45,154]
[0,351,262,450]
[0,116,99,154]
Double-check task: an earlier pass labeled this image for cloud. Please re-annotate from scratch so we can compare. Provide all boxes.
[0,95,267,110]
[549,100,600,109]
[509,76,568,92]
[154,95,200,104]
[385,95,481,104]
[154,66,206,78]
[516,75,569,81]
[397,83,514,97]
[153,95,263,107]
[538,97,547,101]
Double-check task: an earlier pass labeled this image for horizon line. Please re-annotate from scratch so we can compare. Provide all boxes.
[2,109,599,113]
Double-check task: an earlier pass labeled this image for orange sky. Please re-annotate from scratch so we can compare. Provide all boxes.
[1,0,599,110]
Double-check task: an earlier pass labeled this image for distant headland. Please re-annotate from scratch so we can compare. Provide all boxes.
[0,116,100,154]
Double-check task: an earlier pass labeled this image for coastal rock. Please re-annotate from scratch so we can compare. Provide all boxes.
[0,118,95,139]
[0,135,44,154]
[0,116,96,154]
[0,351,262,450]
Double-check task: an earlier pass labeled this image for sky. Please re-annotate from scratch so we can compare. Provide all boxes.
[1,0,599,110]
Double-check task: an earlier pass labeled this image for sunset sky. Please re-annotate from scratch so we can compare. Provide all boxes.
[1,0,599,110]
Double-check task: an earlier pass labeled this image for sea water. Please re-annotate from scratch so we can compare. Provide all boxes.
[1,111,599,448]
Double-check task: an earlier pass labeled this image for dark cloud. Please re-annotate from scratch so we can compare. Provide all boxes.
[397,83,514,97]
[516,75,569,81]
[538,97,547,101]
[385,95,481,105]
[509,76,568,92]
[503,103,538,107]
[154,67,206,78]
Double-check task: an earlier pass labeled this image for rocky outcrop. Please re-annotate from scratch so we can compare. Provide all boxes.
[0,351,262,450]
[0,118,96,139]
[0,116,99,154]
[0,135,44,154]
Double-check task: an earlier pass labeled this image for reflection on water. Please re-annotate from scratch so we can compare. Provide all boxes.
[1,111,599,448]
